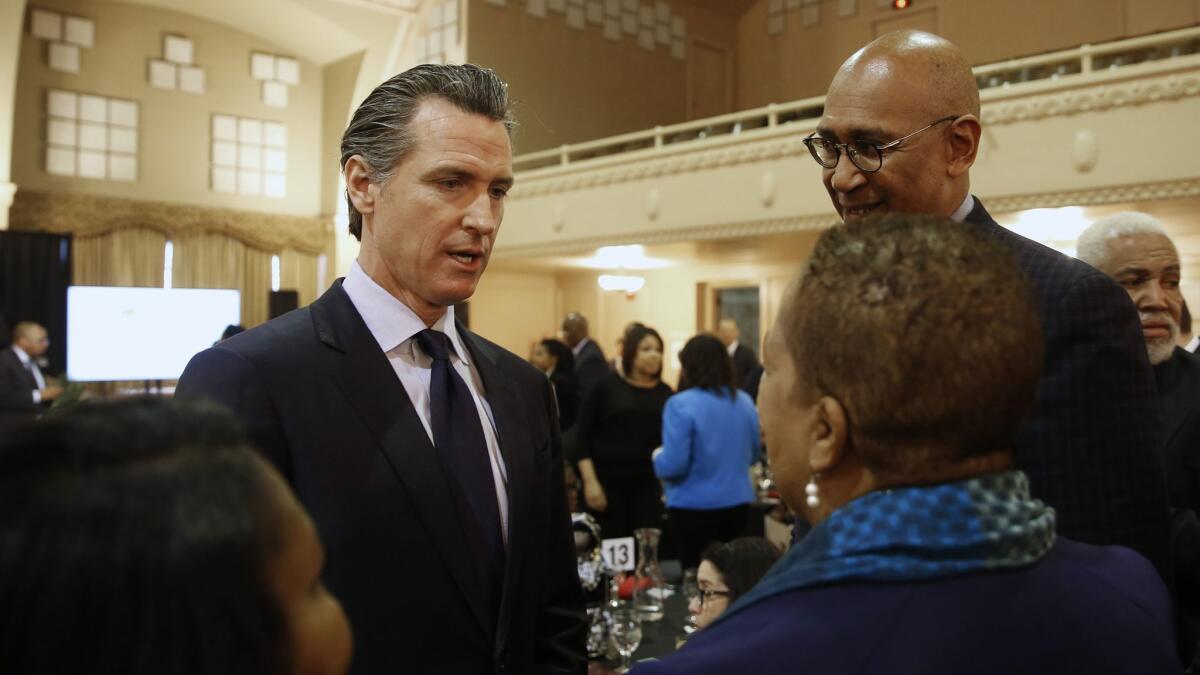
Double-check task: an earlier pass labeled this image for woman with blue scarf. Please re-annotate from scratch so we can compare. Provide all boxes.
[631,215,1178,674]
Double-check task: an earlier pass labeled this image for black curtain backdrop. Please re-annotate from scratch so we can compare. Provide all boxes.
[0,231,72,375]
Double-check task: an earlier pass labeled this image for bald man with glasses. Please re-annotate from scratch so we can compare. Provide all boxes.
[802,30,1171,582]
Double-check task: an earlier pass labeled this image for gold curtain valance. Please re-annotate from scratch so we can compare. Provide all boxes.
[9,190,331,255]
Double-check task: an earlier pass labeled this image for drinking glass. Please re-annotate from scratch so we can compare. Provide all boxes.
[609,607,643,673]
[681,567,700,634]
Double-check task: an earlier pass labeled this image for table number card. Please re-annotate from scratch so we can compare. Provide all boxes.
[602,536,636,572]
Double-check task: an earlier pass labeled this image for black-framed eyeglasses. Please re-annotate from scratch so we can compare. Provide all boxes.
[802,115,962,173]
[698,588,731,606]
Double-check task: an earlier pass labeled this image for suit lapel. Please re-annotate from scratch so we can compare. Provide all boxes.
[458,324,533,653]
[312,283,493,638]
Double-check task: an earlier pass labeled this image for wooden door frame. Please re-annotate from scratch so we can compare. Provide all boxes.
[697,279,765,347]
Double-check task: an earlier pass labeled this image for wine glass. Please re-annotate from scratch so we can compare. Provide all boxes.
[608,607,643,673]
[681,567,700,634]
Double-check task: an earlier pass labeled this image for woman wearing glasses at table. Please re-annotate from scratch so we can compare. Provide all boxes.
[691,537,780,631]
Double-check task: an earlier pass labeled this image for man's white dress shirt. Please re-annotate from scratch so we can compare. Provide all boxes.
[342,262,509,543]
[11,345,44,403]
[571,336,593,358]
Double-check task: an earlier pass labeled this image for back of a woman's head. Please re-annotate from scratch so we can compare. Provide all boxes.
[540,338,575,373]
[678,334,736,398]
[0,398,289,675]
[701,537,781,603]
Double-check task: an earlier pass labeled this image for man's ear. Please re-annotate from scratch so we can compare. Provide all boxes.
[809,396,849,474]
[343,155,376,218]
[946,115,981,178]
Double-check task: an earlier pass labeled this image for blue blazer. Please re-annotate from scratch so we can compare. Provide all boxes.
[654,387,759,510]
[631,538,1179,674]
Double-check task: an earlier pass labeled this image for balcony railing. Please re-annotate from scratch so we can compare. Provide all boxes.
[513,25,1200,174]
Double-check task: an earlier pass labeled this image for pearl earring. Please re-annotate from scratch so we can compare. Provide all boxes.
[805,475,820,509]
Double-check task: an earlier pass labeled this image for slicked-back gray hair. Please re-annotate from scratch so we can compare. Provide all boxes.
[1076,211,1170,270]
[339,63,515,240]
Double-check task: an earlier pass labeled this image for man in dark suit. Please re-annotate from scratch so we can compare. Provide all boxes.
[1077,212,1200,666]
[561,312,608,401]
[716,318,759,385]
[0,322,61,429]
[805,30,1169,577]
[178,64,585,675]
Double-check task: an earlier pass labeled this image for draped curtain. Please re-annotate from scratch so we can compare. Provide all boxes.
[172,232,272,328]
[280,248,320,308]
[73,228,166,287]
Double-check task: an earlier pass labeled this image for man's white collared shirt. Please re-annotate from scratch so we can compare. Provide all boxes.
[342,261,509,543]
[571,336,592,358]
[11,345,44,403]
[950,194,975,223]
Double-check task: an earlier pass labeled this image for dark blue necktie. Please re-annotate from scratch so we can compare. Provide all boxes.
[415,329,506,589]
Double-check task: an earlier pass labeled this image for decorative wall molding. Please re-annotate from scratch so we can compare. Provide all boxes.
[983,71,1200,126]
[511,62,1200,197]
[10,190,330,254]
[982,177,1200,214]
[496,177,1200,259]
[511,136,809,200]
[30,8,94,74]
[495,212,838,259]
[483,0,686,60]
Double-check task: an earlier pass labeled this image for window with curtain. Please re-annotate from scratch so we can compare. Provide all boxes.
[171,231,273,328]
[73,228,167,287]
[279,247,320,308]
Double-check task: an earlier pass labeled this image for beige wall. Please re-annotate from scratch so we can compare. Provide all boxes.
[468,268,559,360]
[466,0,735,153]
[736,0,1200,110]
[12,0,324,216]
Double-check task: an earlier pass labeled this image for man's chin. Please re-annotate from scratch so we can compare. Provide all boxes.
[1147,338,1177,365]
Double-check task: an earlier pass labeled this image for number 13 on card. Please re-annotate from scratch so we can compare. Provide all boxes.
[602,536,635,572]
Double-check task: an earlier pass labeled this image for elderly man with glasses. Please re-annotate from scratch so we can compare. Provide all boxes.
[800,30,1171,583]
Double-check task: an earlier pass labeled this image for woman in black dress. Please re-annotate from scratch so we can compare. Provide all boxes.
[575,325,673,539]
[531,338,579,431]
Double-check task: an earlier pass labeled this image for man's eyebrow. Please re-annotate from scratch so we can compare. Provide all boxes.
[1115,266,1151,278]
[425,166,514,187]
[815,124,891,140]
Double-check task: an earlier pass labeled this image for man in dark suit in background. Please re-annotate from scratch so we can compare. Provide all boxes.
[1077,211,1200,667]
[806,30,1170,578]
[717,318,759,385]
[0,322,62,429]
[178,64,585,675]
[562,312,608,401]
[1077,212,1200,516]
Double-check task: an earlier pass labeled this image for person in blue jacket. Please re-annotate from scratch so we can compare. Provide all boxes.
[654,333,761,569]
[631,214,1179,675]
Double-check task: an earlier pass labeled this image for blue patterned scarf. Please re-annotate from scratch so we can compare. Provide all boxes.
[721,471,1056,622]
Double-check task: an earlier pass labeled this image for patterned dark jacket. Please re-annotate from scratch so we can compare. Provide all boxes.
[969,197,1170,580]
